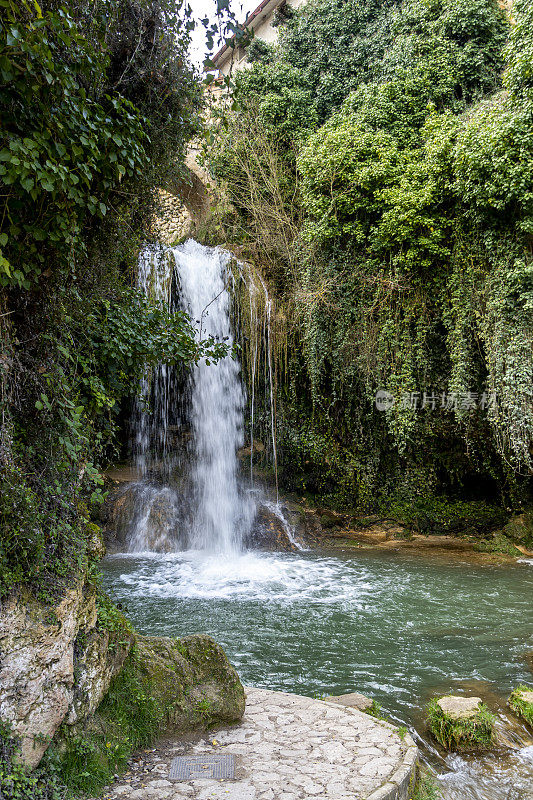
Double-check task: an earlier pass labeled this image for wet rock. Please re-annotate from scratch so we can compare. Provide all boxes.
[437,696,483,719]
[102,483,138,551]
[245,504,299,551]
[103,482,183,553]
[325,692,374,712]
[237,440,265,460]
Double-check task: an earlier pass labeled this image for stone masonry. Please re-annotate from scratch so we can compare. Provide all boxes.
[95,688,418,800]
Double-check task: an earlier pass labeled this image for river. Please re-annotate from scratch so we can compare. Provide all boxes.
[102,547,533,799]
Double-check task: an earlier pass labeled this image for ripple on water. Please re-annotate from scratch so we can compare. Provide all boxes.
[103,549,533,800]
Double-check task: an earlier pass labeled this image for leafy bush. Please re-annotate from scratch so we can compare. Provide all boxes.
[0,721,66,800]
[207,0,532,509]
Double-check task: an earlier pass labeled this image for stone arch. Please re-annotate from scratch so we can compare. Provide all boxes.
[153,146,211,243]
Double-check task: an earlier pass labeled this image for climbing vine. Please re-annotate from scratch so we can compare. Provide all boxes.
[206,0,532,513]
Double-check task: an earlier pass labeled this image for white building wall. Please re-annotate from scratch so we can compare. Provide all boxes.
[214,0,306,77]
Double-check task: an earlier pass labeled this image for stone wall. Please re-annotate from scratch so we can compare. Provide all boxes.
[152,146,211,244]
[151,188,192,245]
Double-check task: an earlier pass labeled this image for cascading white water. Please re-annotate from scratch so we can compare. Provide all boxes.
[132,245,175,477]
[173,240,254,554]
[122,238,298,555]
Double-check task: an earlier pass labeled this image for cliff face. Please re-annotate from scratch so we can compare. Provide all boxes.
[0,576,132,767]
[0,530,245,771]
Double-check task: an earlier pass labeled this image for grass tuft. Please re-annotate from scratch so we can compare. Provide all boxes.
[425,698,495,750]
[508,685,533,728]
[411,768,442,799]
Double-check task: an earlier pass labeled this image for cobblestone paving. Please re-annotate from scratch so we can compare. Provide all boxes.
[97,688,417,800]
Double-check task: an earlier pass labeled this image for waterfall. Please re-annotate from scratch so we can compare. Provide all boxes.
[174,240,253,554]
[121,238,299,555]
[132,245,176,478]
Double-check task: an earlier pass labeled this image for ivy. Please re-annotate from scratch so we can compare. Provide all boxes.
[0,2,149,289]
[207,0,532,508]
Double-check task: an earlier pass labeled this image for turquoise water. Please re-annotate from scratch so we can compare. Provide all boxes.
[102,547,533,726]
[102,547,533,798]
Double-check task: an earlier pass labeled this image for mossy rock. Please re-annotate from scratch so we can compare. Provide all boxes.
[508,685,533,729]
[54,633,245,794]
[426,696,496,751]
[501,509,533,549]
[132,633,245,729]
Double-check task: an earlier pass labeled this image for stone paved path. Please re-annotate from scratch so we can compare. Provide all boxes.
[98,688,417,800]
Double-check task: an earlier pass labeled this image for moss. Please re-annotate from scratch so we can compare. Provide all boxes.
[473,533,522,556]
[502,509,533,549]
[426,698,495,751]
[412,768,442,800]
[53,634,245,794]
[508,685,533,728]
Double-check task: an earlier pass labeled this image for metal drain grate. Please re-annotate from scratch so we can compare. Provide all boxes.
[169,754,235,781]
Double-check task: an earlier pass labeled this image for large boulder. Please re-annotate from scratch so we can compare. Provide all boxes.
[132,634,245,730]
[245,503,301,551]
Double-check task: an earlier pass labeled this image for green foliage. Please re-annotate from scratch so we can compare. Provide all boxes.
[234,62,319,144]
[504,0,533,110]
[299,123,402,245]
[0,721,66,800]
[51,644,167,794]
[412,769,442,800]
[208,0,532,511]
[385,497,507,535]
[426,698,496,750]
[508,685,533,728]
[0,0,214,601]
[472,532,521,556]
[274,0,507,123]
[364,700,385,719]
[246,37,275,64]
[0,1,149,289]
[96,590,133,638]
[55,645,163,794]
